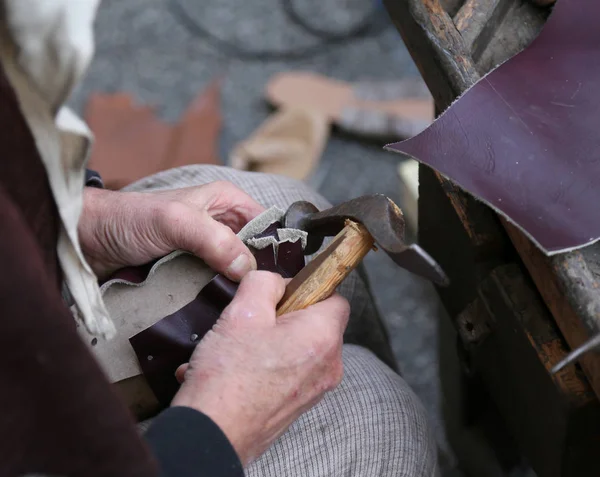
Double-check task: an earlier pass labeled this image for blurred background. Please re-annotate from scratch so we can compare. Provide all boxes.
[69,0,458,474]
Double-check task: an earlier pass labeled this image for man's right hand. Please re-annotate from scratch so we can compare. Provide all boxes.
[171,271,350,466]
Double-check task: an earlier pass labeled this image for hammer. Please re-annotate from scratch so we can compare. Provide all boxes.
[276,194,448,316]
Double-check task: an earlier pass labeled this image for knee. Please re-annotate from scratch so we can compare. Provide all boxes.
[332,344,438,476]
[246,344,438,477]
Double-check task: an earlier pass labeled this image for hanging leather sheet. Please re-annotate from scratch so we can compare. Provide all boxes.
[387,0,600,255]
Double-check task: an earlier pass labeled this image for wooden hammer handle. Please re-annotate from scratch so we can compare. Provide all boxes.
[276,220,374,316]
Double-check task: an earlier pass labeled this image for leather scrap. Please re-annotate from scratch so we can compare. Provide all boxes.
[129,221,305,405]
[86,79,222,190]
[387,0,600,255]
[266,72,434,137]
[230,107,329,181]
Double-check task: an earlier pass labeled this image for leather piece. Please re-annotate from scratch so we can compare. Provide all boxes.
[387,0,600,254]
[129,222,305,405]
[101,259,159,286]
[230,107,329,181]
[86,80,222,190]
[266,72,433,125]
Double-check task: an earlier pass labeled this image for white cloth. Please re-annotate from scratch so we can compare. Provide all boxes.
[1,0,114,337]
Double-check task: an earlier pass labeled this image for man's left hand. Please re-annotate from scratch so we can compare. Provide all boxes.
[78,182,265,281]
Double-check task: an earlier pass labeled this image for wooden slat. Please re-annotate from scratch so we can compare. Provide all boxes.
[383,0,479,109]
[504,221,600,401]
[454,0,513,63]
[475,265,598,475]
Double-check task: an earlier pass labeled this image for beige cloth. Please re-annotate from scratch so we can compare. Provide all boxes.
[1,0,114,338]
[230,107,329,181]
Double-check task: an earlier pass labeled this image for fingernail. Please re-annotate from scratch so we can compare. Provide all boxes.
[225,253,256,281]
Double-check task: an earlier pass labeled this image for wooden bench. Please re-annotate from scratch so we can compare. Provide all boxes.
[382,0,600,475]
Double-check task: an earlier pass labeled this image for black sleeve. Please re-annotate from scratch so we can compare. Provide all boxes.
[85,168,104,188]
[144,406,244,477]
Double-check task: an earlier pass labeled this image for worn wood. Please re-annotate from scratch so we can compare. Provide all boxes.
[476,0,547,72]
[276,221,374,316]
[439,0,464,16]
[383,0,479,109]
[454,0,513,63]
[504,221,600,400]
[419,164,513,319]
[474,265,599,476]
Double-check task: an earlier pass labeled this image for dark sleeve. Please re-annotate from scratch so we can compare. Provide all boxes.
[85,168,104,188]
[0,175,158,477]
[144,406,244,477]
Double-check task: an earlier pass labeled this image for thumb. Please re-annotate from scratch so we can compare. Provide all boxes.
[175,363,189,384]
[219,271,286,328]
[159,202,257,281]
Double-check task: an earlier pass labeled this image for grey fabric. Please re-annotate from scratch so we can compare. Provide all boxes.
[247,345,438,477]
[137,345,438,476]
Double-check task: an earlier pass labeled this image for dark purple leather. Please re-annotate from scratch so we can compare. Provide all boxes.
[128,222,305,406]
[101,260,158,286]
[388,0,600,254]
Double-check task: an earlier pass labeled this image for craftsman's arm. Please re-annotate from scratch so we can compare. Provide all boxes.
[144,407,243,477]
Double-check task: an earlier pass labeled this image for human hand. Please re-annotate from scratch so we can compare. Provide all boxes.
[78,182,265,280]
[171,271,350,465]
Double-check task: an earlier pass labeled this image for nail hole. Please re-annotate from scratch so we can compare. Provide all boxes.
[91,338,97,346]
[191,333,199,342]
[465,322,474,332]
[147,355,153,361]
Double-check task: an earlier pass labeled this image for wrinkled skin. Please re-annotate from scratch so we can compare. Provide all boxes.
[172,271,349,465]
[78,182,349,465]
[79,182,264,281]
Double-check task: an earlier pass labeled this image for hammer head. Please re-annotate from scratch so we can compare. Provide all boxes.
[283,194,449,286]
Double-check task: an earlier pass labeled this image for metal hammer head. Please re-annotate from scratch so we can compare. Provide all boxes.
[283,194,449,286]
